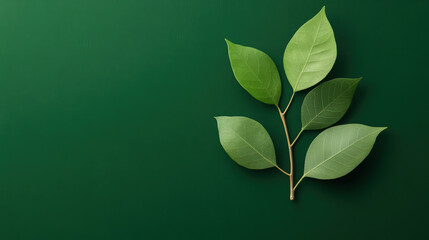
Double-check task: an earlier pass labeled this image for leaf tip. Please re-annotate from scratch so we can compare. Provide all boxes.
[224,38,233,46]
[316,6,328,20]
[214,116,227,122]
[354,77,363,84]
[225,39,235,53]
[214,117,222,126]
[375,126,388,134]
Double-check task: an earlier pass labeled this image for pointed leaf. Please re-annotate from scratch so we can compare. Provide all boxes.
[215,116,277,169]
[303,124,386,179]
[284,7,337,92]
[226,39,282,105]
[301,78,361,130]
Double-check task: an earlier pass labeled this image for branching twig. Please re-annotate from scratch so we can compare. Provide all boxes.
[277,96,295,200]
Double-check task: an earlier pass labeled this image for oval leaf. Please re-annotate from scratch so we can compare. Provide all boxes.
[303,124,386,179]
[226,39,282,105]
[283,6,337,92]
[301,78,361,130]
[215,116,277,169]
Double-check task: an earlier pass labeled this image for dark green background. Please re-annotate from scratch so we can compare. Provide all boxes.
[0,0,427,239]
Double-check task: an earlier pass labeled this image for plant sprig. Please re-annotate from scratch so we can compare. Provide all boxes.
[215,6,386,201]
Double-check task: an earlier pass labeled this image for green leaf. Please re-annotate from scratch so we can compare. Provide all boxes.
[215,116,277,169]
[283,6,337,92]
[225,39,282,105]
[303,124,386,179]
[301,78,361,130]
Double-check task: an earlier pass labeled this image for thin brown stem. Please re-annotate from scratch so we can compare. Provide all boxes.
[277,106,295,200]
[291,129,304,147]
[275,165,290,176]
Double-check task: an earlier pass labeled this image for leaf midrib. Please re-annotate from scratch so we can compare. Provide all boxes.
[292,15,323,91]
[302,81,357,129]
[243,59,277,104]
[303,130,379,177]
[228,127,276,167]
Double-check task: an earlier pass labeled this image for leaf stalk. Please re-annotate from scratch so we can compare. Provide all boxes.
[282,92,295,115]
[293,176,305,191]
[291,129,303,147]
[275,165,290,176]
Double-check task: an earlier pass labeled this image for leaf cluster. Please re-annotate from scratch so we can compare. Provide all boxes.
[215,7,386,200]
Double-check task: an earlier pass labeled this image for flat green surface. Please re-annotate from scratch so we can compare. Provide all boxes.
[0,0,427,239]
